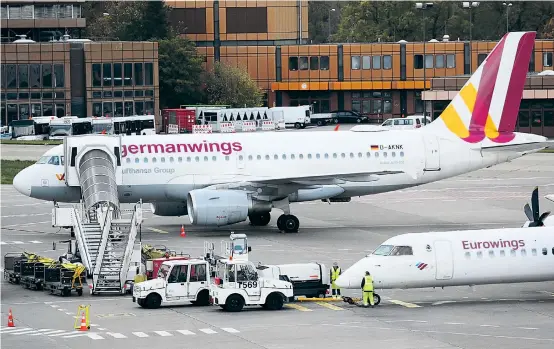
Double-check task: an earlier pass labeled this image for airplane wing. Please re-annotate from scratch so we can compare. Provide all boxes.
[480,141,554,153]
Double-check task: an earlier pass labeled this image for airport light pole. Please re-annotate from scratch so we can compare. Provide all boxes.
[463,2,479,73]
[416,2,433,124]
[503,2,512,33]
[328,8,336,43]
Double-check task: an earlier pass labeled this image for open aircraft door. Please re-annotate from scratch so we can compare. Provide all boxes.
[433,240,453,280]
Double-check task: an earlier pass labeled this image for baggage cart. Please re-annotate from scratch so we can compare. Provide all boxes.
[3,253,26,284]
[43,264,86,297]
[21,261,46,290]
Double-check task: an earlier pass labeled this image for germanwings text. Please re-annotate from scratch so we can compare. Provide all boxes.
[462,239,525,250]
[121,141,243,157]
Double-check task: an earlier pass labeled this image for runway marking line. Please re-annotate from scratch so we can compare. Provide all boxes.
[132,332,149,338]
[199,328,217,334]
[147,227,169,234]
[87,333,105,340]
[176,330,195,335]
[221,328,240,333]
[154,331,172,337]
[285,303,313,312]
[315,302,344,311]
[388,299,421,308]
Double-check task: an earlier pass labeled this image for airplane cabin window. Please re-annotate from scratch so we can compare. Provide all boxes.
[358,152,363,158]
[372,245,394,256]
[239,155,244,161]
[383,152,387,158]
[542,248,548,255]
[195,156,199,162]
[135,158,139,163]
[532,248,537,256]
[291,154,296,160]
[552,247,554,255]
[489,250,495,258]
[375,153,379,158]
[144,157,148,163]
[282,154,286,160]
[307,154,312,159]
[477,251,483,258]
[152,157,157,163]
[248,155,253,160]
[333,153,337,158]
[510,250,516,257]
[170,157,174,163]
[126,158,131,163]
[299,154,304,159]
[521,249,527,256]
[225,156,230,161]
[500,250,506,257]
[389,246,413,256]
[187,157,191,162]
[178,157,183,162]
[392,152,396,157]
[265,155,270,160]
[316,154,321,159]
[161,157,166,163]
[48,156,60,165]
[212,156,217,161]
[400,151,405,157]
[257,155,262,160]
[324,153,329,159]
[350,153,354,158]
[204,156,208,161]
[366,152,371,158]
[464,252,471,259]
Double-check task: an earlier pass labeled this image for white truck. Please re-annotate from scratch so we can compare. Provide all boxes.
[269,106,311,129]
[257,262,330,298]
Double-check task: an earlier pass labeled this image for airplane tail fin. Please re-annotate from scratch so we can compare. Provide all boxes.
[427,31,536,144]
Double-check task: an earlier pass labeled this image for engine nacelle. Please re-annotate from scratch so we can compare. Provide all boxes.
[150,202,187,216]
[187,189,271,226]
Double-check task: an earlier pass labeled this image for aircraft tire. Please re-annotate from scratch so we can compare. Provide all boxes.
[281,214,299,233]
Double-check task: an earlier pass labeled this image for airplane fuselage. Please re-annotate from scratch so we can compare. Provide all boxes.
[16,129,531,205]
[335,227,554,290]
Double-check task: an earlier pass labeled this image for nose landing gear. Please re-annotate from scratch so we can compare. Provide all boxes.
[342,293,381,307]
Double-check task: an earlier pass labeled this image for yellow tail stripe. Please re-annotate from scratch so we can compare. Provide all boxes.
[484,115,500,139]
[440,104,470,138]
[459,83,477,113]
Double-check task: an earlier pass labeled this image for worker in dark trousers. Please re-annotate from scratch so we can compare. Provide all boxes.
[361,271,374,307]
[330,262,341,298]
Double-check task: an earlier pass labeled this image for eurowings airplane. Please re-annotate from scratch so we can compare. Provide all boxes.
[334,225,554,291]
[12,31,552,233]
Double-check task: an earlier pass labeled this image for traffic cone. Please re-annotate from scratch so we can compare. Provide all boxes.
[79,311,88,331]
[180,225,186,238]
[7,308,14,327]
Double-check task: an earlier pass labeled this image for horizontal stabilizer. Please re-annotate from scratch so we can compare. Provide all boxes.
[481,141,553,153]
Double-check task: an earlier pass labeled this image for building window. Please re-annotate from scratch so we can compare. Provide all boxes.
[415,91,424,113]
[18,65,29,88]
[351,91,393,115]
[310,56,319,70]
[169,8,206,34]
[42,64,52,87]
[435,55,445,68]
[92,103,102,117]
[289,57,298,71]
[54,64,64,88]
[320,56,329,70]
[145,63,153,85]
[544,52,553,67]
[351,56,361,70]
[447,54,456,68]
[92,64,101,87]
[425,55,433,68]
[103,63,111,87]
[414,55,423,69]
[124,101,133,116]
[226,7,267,33]
[372,56,381,69]
[478,53,487,66]
[362,56,371,70]
[113,63,122,86]
[299,57,309,70]
[383,55,392,69]
[134,63,143,85]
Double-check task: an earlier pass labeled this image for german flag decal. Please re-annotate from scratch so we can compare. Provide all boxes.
[370,145,379,151]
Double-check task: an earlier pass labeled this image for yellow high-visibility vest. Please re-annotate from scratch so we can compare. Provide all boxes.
[331,267,341,281]
[363,275,373,291]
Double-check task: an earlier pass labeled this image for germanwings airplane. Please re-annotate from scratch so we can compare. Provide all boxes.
[12,31,552,233]
[334,225,554,293]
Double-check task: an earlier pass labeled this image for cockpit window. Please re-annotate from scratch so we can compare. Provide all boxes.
[372,245,394,256]
[389,246,413,256]
[36,156,62,165]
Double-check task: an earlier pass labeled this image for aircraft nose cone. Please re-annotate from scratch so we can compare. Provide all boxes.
[334,274,350,288]
[13,166,32,196]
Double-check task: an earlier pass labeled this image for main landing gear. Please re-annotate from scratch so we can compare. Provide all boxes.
[277,214,299,233]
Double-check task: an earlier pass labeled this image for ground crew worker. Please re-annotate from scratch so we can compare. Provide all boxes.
[330,262,341,298]
[361,271,374,307]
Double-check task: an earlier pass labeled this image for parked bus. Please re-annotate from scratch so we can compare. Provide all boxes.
[91,117,114,135]
[9,116,53,140]
[112,115,156,136]
[49,116,92,139]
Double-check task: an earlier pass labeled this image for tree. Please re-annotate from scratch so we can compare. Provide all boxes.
[204,62,264,108]
[158,37,205,108]
[84,1,171,41]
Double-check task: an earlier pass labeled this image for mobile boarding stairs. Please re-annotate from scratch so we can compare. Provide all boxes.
[52,135,142,295]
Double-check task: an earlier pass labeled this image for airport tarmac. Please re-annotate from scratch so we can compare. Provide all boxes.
[2,152,554,348]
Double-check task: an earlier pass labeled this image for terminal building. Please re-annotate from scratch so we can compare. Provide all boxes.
[1,0,553,136]
[1,0,158,125]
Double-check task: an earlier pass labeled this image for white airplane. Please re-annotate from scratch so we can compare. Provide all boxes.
[12,31,553,233]
[334,224,554,294]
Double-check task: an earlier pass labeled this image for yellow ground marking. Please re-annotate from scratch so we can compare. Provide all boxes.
[315,302,344,310]
[388,299,421,308]
[147,227,169,234]
[285,304,312,312]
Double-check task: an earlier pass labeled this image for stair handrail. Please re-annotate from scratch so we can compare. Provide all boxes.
[71,206,93,273]
[92,202,114,289]
[119,202,141,291]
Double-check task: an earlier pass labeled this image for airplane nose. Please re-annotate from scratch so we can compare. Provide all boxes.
[13,166,33,196]
[334,273,351,288]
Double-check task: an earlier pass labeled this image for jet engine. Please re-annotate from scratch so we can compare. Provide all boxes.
[150,202,187,216]
[186,189,272,226]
